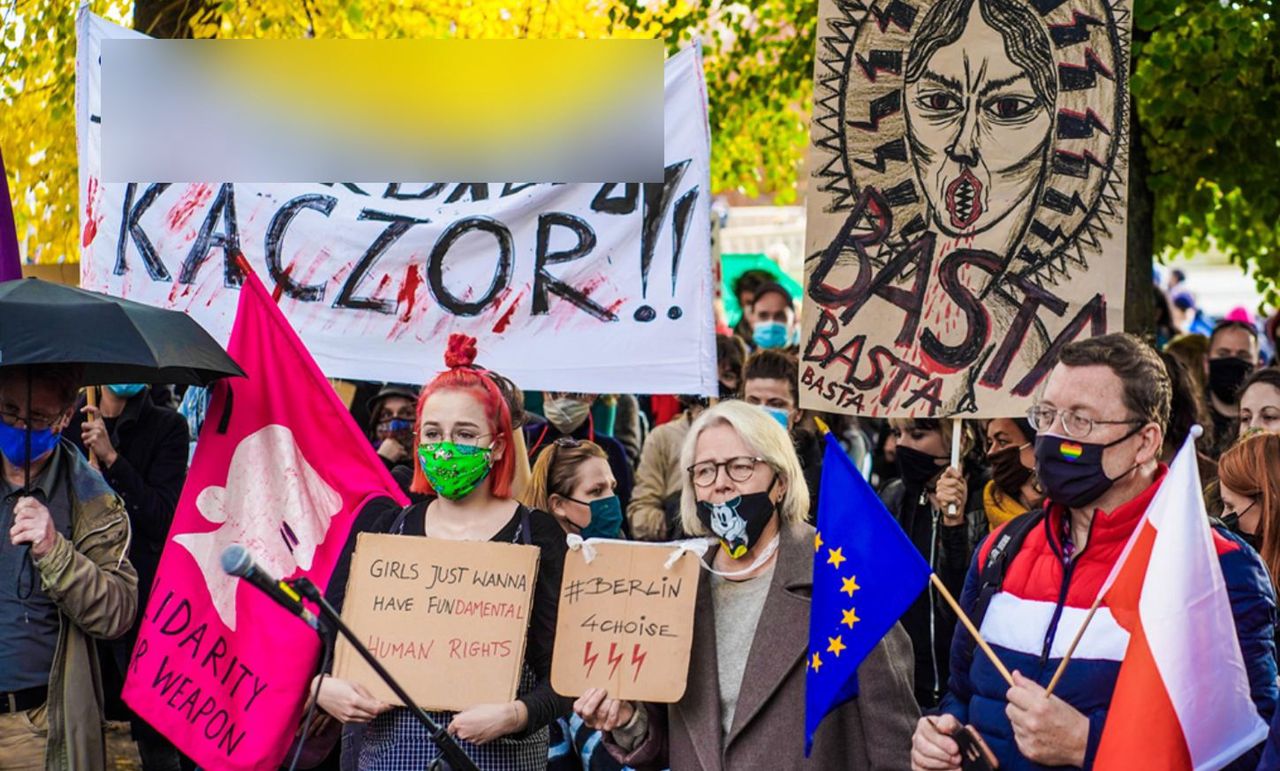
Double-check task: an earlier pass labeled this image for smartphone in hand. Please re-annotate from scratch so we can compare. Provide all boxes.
[952,725,998,771]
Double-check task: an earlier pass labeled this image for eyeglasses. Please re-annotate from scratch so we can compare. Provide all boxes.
[0,406,61,432]
[687,456,767,488]
[1026,405,1143,439]
[419,427,491,445]
[554,437,582,448]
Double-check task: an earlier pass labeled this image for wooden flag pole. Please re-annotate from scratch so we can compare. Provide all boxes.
[930,573,1015,688]
[948,418,962,516]
[1045,589,1106,697]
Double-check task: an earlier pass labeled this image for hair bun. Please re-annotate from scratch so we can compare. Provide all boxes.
[444,333,479,369]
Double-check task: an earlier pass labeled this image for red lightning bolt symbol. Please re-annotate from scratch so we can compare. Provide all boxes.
[631,644,647,682]
[606,643,624,680]
[583,641,600,678]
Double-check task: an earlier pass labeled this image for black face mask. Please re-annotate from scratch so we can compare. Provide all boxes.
[1222,501,1261,551]
[989,445,1033,500]
[1034,426,1142,509]
[719,381,738,399]
[1208,357,1253,403]
[696,478,777,559]
[895,445,948,491]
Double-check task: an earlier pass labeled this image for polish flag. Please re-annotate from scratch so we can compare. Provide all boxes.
[1095,429,1267,769]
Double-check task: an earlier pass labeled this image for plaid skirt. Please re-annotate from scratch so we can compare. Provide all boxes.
[358,665,549,771]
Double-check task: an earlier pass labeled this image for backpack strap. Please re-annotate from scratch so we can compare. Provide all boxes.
[970,509,1046,629]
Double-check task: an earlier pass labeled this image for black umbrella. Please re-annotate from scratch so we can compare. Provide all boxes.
[1,278,244,593]
[0,277,245,386]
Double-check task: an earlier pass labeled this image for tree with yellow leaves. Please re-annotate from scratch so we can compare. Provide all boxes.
[2,0,813,264]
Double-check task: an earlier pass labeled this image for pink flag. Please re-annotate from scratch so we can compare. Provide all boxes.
[123,259,408,770]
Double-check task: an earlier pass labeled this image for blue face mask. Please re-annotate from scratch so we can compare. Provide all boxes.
[753,321,789,350]
[107,384,147,398]
[0,420,61,467]
[567,495,624,540]
[761,404,791,431]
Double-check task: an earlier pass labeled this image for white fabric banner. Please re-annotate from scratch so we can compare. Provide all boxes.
[77,10,716,394]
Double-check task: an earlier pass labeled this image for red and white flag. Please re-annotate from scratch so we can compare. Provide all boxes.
[122,260,407,770]
[1096,430,1267,769]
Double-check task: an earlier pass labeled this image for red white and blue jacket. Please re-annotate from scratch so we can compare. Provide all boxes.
[937,467,1278,770]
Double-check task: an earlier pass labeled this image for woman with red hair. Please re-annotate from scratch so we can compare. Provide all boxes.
[1218,432,1280,580]
[317,334,569,770]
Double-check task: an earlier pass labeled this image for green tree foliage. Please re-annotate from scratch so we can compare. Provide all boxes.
[1132,0,1280,303]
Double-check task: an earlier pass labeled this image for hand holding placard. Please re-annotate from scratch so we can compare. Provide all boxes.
[552,538,703,703]
[333,533,540,711]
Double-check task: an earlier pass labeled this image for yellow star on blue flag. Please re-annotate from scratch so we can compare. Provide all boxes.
[805,433,930,755]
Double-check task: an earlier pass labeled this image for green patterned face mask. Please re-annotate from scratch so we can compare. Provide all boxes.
[418,442,493,500]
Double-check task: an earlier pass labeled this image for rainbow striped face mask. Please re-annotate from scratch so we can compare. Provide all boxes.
[1033,426,1143,509]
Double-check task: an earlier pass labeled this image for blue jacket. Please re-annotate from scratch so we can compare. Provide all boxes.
[938,469,1277,770]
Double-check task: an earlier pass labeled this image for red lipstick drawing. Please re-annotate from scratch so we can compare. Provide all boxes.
[945,168,984,230]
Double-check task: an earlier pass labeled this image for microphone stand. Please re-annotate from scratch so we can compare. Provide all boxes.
[288,577,480,771]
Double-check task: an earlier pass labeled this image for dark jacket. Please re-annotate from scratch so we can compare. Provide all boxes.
[880,477,986,709]
[1260,700,1280,769]
[603,523,918,770]
[525,417,635,510]
[68,388,188,616]
[794,429,824,522]
[938,468,1277,770]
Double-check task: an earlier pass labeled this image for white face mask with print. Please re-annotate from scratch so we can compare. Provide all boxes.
[545,398,590,434]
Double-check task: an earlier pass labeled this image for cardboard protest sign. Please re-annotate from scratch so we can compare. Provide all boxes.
[333,533,540,710]
[76,10,715,396]
[800,0,1131,417]
[551,540,702,702]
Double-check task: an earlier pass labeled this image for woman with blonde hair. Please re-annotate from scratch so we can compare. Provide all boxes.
[575,400,917,770]
[524,438,625,542]
[524,438,628,771]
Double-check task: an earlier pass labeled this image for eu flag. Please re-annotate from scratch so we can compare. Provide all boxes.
[804,433,931,754]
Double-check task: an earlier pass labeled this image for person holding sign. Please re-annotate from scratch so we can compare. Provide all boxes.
[318,334,569,771]
[880,419,986,710]
[574,400,917,769]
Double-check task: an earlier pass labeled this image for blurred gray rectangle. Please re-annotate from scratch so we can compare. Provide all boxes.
[101,38,663,183]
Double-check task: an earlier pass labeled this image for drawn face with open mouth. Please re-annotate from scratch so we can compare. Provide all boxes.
[904,0,1053,238]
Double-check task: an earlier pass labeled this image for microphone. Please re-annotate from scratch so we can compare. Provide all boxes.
[220,545,320,630]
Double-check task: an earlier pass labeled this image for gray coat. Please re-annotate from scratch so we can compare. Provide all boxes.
[605,522,918,770]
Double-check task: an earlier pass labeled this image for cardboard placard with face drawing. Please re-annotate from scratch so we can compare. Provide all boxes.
[800,0,1131,418]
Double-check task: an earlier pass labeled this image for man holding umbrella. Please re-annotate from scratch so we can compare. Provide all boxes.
[0,276,243,770]
[0,364,138,770]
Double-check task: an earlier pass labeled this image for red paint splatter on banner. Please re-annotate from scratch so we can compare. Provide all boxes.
[605,298,626,317]
[492,291,526,334]
[82,177,103,248]
[272,266,293,304]
[166,184,214,232]
[396,265,422,323]
[580,275,607,297]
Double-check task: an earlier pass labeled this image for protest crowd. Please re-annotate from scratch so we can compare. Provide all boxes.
[4,4,1280,771]
[4,264,1280,771]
